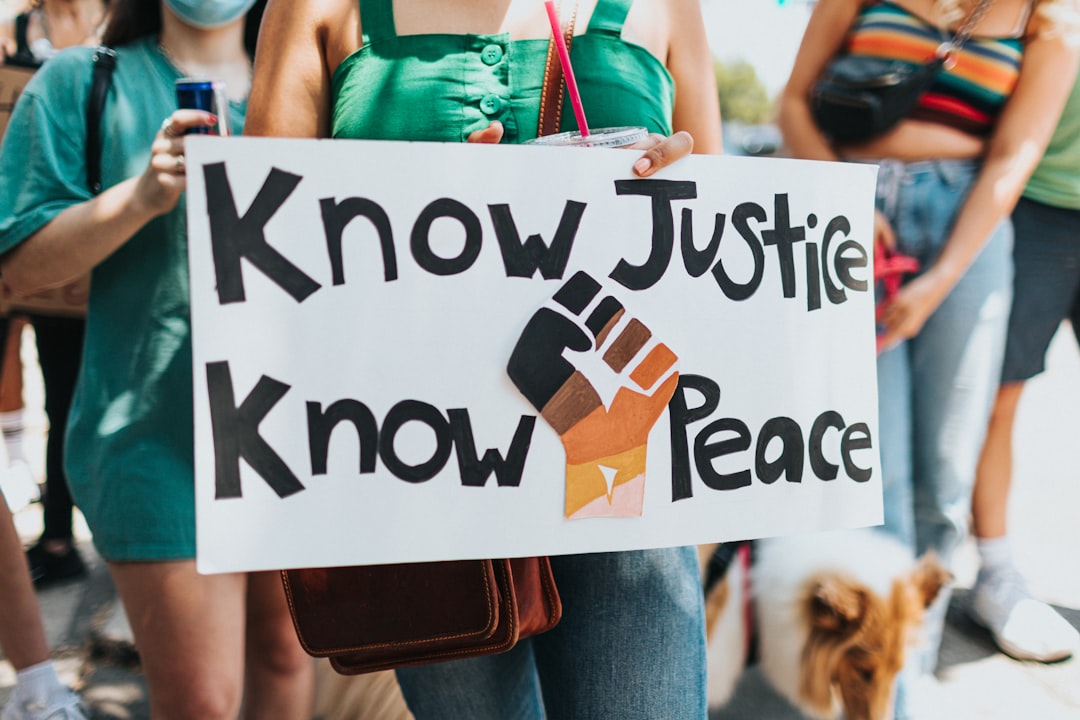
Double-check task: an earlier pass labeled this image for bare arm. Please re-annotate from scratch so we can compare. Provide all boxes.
[244,0,349,138]
[0,18,15,59]
[667,0,722,155]
[776,0,865,162]
[0,110,215,293]
[878,18,1080,345]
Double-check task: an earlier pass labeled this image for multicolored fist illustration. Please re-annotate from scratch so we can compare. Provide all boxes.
[508,272,680,519]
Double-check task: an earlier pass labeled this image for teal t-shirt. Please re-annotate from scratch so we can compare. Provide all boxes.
[1023,75,1080,210]
[0,37,245,561]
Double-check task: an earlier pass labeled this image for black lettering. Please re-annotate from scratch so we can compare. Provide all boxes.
[203,163,321,304]
[488,201,585,279]
[755,416,804,484]
[841,422,873,482]
[835,239,870,294]
[205,362,304,499]
[695,417,752,491]
[306,399,379,476]
[379,400,453,482]
[806,241,822,312]
[320,197,398,284]
[668,374,721,501]
[760,194,806,299]
[711,202,766,301]
[822,216,850,305]
[449,411,535,487]
[411,198,482,276]
[610,179,698,291]
[809,411,844,481]
[681,208,725,278]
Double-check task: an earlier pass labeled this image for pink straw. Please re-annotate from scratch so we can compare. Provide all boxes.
[544,1,590,137]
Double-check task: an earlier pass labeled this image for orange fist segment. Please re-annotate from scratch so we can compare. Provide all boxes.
[565,446,648,518]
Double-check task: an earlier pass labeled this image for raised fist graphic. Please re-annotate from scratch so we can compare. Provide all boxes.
[508,272,680,519]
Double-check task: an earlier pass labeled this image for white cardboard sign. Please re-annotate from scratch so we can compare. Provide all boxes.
[184,137,882,573]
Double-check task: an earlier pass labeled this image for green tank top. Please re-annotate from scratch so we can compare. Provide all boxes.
[1023,75,1080,211]
[331,0,674,143]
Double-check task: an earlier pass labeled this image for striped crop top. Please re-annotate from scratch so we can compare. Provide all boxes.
[843,1,1028,136]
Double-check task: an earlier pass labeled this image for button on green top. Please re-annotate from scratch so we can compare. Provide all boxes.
[480,94,503,115]
[481,44,504,65]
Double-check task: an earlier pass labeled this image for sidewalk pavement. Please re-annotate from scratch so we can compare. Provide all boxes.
[2,326,1080,719]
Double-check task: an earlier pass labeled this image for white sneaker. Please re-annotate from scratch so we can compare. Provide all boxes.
[0,689,88,720]
[897,673,962,720]
[969,566,1080,662]
[0,460,40,512]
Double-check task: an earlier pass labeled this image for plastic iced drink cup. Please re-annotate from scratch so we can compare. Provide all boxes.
[525,126,648,148]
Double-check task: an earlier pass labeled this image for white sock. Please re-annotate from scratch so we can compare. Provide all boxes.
[1,409,28,465]
[976,536,1014,577]
[12,660,64,707]
[0,409,26,435]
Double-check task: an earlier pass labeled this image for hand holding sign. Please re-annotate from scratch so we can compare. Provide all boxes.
[508,272,680,519]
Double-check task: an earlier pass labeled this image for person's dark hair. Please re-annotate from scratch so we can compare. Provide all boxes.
[101,0,266,56]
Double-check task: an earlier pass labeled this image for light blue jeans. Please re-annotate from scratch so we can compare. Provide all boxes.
[395,547,707,720]
[872,159,1013,717]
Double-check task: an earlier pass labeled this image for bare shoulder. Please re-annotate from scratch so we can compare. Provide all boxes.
[262,0,355,41]
[622,0,708,64]
[664,0,711,39]
[625,0,708,38]
[261,0,359,70]
[1028,0,1080,39]
[619,0,670,60]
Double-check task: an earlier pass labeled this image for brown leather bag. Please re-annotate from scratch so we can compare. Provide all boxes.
[281,557,561,674]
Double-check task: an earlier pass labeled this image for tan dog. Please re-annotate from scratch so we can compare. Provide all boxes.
[313,660,413,720]
[704,530,950,720]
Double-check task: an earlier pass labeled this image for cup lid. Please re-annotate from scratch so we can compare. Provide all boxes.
[525,126,648,148]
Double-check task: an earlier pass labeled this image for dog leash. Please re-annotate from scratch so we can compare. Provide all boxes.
[705,541,757,663]
[874,243,920,354]
[738,542,754,663]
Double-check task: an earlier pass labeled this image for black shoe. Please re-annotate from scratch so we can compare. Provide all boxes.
[26,541,87,587]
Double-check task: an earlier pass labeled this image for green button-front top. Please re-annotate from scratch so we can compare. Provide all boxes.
[481,43,504,65]
[480,94,503,115]
[331,0,675,144]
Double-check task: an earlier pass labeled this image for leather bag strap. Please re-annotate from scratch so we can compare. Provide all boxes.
[538,1,579,137]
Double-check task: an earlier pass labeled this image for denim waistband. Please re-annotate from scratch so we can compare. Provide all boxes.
[846,157,982,217]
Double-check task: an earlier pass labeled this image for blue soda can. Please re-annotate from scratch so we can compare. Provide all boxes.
[175,78,230,135]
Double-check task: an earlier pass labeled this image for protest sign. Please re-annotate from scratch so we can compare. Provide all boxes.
[0,64,32,138]
[184,137,881,573]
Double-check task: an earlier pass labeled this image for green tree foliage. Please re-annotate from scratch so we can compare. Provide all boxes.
[715,59,773,124]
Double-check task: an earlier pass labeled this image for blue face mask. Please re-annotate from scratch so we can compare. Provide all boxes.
[163,0,258,29]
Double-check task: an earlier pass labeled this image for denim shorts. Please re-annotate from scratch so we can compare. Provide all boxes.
[1001,196,1080,383]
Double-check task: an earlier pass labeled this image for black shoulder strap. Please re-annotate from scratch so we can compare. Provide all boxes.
[14,12,31,57]
[85,46,116,195]
[5,12,42,68]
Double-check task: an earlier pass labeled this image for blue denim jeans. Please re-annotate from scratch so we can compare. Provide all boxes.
[395,547,707,720]
[873,159,1013,717]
